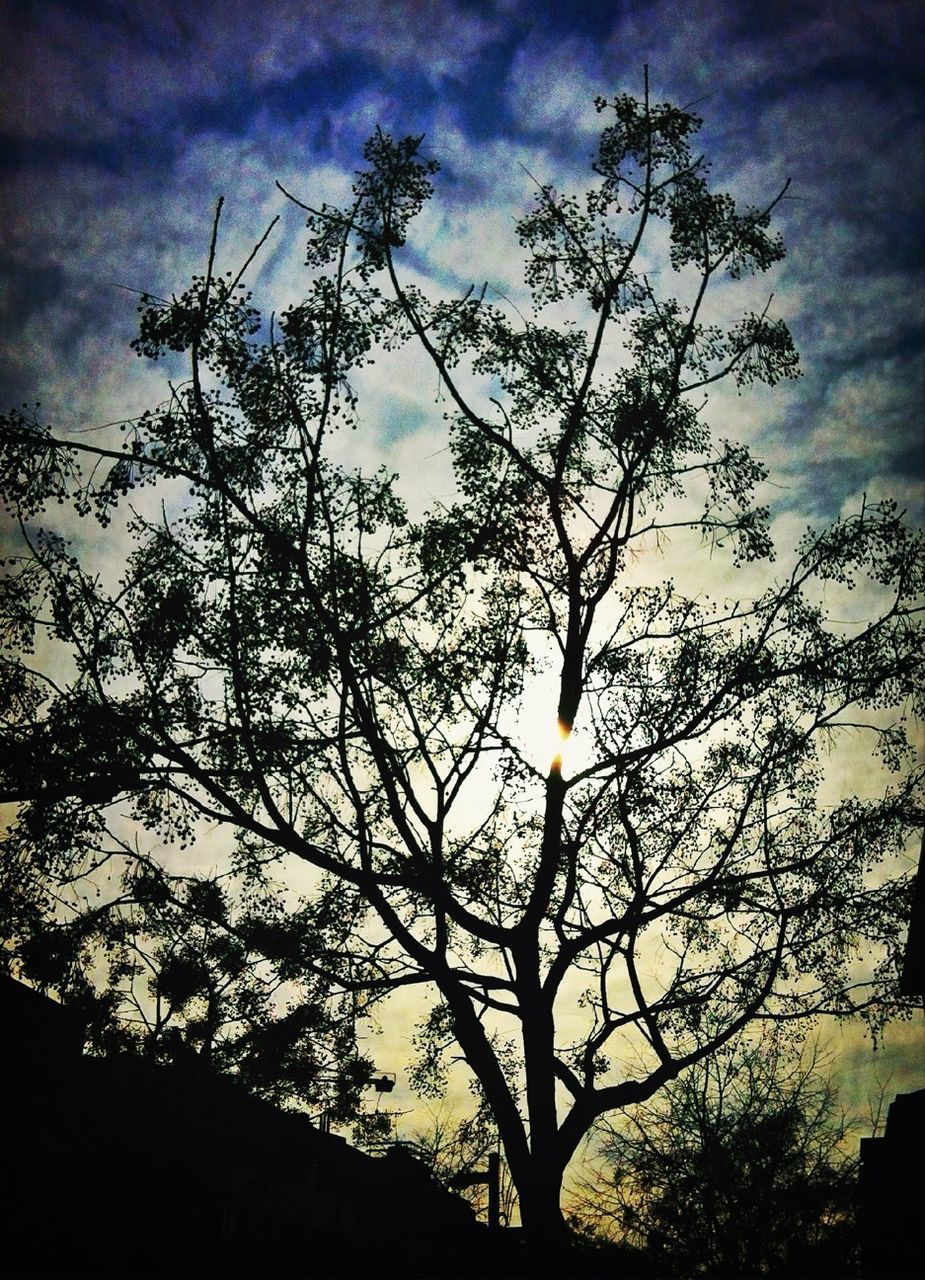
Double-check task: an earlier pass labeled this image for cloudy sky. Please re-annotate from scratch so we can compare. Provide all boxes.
[2,0,922,521]
[1,0,923,1126]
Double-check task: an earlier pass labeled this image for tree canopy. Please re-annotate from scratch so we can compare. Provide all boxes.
[1,79,922,1237]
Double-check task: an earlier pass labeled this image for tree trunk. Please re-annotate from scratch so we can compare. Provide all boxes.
[516,1160,568,1243]
[514,975,571,1249]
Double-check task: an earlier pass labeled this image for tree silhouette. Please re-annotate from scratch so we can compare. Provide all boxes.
[409,1098,516,1228]
[1,78,922,1242]
[578,1031,859,1278]
[3,838,376,1119]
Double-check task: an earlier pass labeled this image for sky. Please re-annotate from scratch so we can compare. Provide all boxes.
[1,0,923,1152]
[1,0,922,528]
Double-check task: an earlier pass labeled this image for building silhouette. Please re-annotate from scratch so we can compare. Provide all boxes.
[858,833,925,1280]
[1,974,482,1277]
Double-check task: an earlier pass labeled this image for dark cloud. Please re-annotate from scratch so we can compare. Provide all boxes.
[0,0,503,145]
[0,0,922,513]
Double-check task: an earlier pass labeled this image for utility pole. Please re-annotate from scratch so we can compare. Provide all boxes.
[486,1151,500,1231]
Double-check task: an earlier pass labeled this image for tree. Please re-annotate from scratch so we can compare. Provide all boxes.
[2,829,376,1121]
[409,1098,517,1227]
[577,1030,859,1278]
[1,77,922,1242]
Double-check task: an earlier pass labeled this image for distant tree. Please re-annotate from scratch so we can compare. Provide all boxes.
[1,75,922,1242]
[577,1031,859,1278]
[409,1098,517,1226]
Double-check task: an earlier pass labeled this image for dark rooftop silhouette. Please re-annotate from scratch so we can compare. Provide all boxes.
[1,974,648,1278]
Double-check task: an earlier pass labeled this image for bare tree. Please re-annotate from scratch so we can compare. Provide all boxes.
[576,1030,859,1278]
[408,1099,516,1227]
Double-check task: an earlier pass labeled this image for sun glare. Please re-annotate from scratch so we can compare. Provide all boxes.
[512,672,594,779]
[537,716,586,777]
[549,718,571,774]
